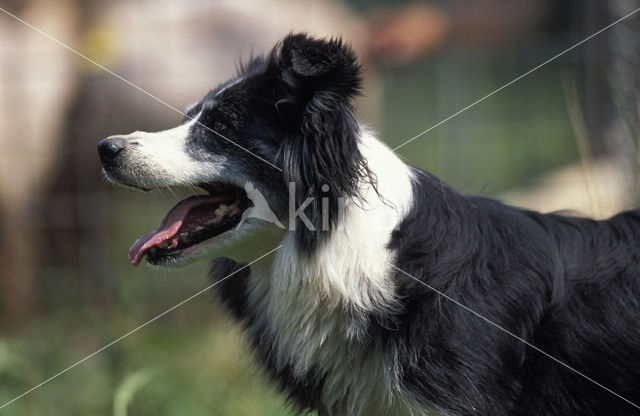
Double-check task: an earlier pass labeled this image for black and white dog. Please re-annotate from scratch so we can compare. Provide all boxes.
[98,34,640,415]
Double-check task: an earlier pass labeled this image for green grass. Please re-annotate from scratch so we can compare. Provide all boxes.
[0,301,296,416]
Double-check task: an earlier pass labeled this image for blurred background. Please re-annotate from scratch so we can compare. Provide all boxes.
[0,0,638,414]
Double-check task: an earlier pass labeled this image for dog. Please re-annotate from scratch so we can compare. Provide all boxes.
[98,33,640,415]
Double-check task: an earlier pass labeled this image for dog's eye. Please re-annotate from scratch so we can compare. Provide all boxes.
[213,120,227,132]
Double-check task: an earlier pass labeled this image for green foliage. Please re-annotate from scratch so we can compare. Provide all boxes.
[0,303,297,415]
[377,54,577,195]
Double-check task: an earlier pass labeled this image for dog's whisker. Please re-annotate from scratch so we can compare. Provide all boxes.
[164,185,177,198]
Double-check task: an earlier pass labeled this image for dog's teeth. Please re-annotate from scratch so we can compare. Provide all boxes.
[215,203,236,217]
[215,204,228,217]
[167,238,178,249]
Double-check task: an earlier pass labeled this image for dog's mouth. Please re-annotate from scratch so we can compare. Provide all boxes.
[128,182,251,266]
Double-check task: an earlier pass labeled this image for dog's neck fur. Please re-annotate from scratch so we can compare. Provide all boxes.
[244,131,426,414]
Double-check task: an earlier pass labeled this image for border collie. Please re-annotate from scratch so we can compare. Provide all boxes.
[98,34,640,415]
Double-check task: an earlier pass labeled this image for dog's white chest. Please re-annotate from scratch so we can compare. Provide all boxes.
[246,262,429,415]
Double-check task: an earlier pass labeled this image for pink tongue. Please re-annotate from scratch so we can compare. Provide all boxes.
[128,195,226,266]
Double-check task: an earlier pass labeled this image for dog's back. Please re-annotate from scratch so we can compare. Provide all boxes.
[519,209,640,415]
[389,170,640,415]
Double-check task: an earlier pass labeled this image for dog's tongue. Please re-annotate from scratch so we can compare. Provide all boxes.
[128,195,224,266]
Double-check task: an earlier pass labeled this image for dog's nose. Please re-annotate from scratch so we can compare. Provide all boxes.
[97,137,125,164]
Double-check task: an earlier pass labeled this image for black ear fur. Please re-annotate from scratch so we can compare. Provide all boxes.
[277,33,362,96]
[273,33,374,252]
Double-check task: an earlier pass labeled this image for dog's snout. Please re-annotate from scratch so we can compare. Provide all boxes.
[97,137,125,165]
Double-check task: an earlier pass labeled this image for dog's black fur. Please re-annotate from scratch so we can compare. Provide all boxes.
[386,170,640,415]
[211,35,640,415]
[213,171,640,415]
[101,33,640,415]
[178,34,371,252]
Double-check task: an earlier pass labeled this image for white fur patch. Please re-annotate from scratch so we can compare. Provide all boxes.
[112,112,226,188]
[246,131,432,415]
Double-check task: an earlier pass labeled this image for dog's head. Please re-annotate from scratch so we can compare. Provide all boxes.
[98,33,372,267]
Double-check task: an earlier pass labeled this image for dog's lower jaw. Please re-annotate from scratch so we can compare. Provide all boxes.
[194,219,287,267]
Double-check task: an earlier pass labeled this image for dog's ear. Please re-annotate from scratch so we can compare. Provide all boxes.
[271,33,362,126]
[276,33,361,97]
[272,33,373,252]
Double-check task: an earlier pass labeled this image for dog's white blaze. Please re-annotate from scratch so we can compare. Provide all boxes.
[184,101,199,114]
[247,131,430,415]
[215,76,246,97]
[116,112,225,187]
